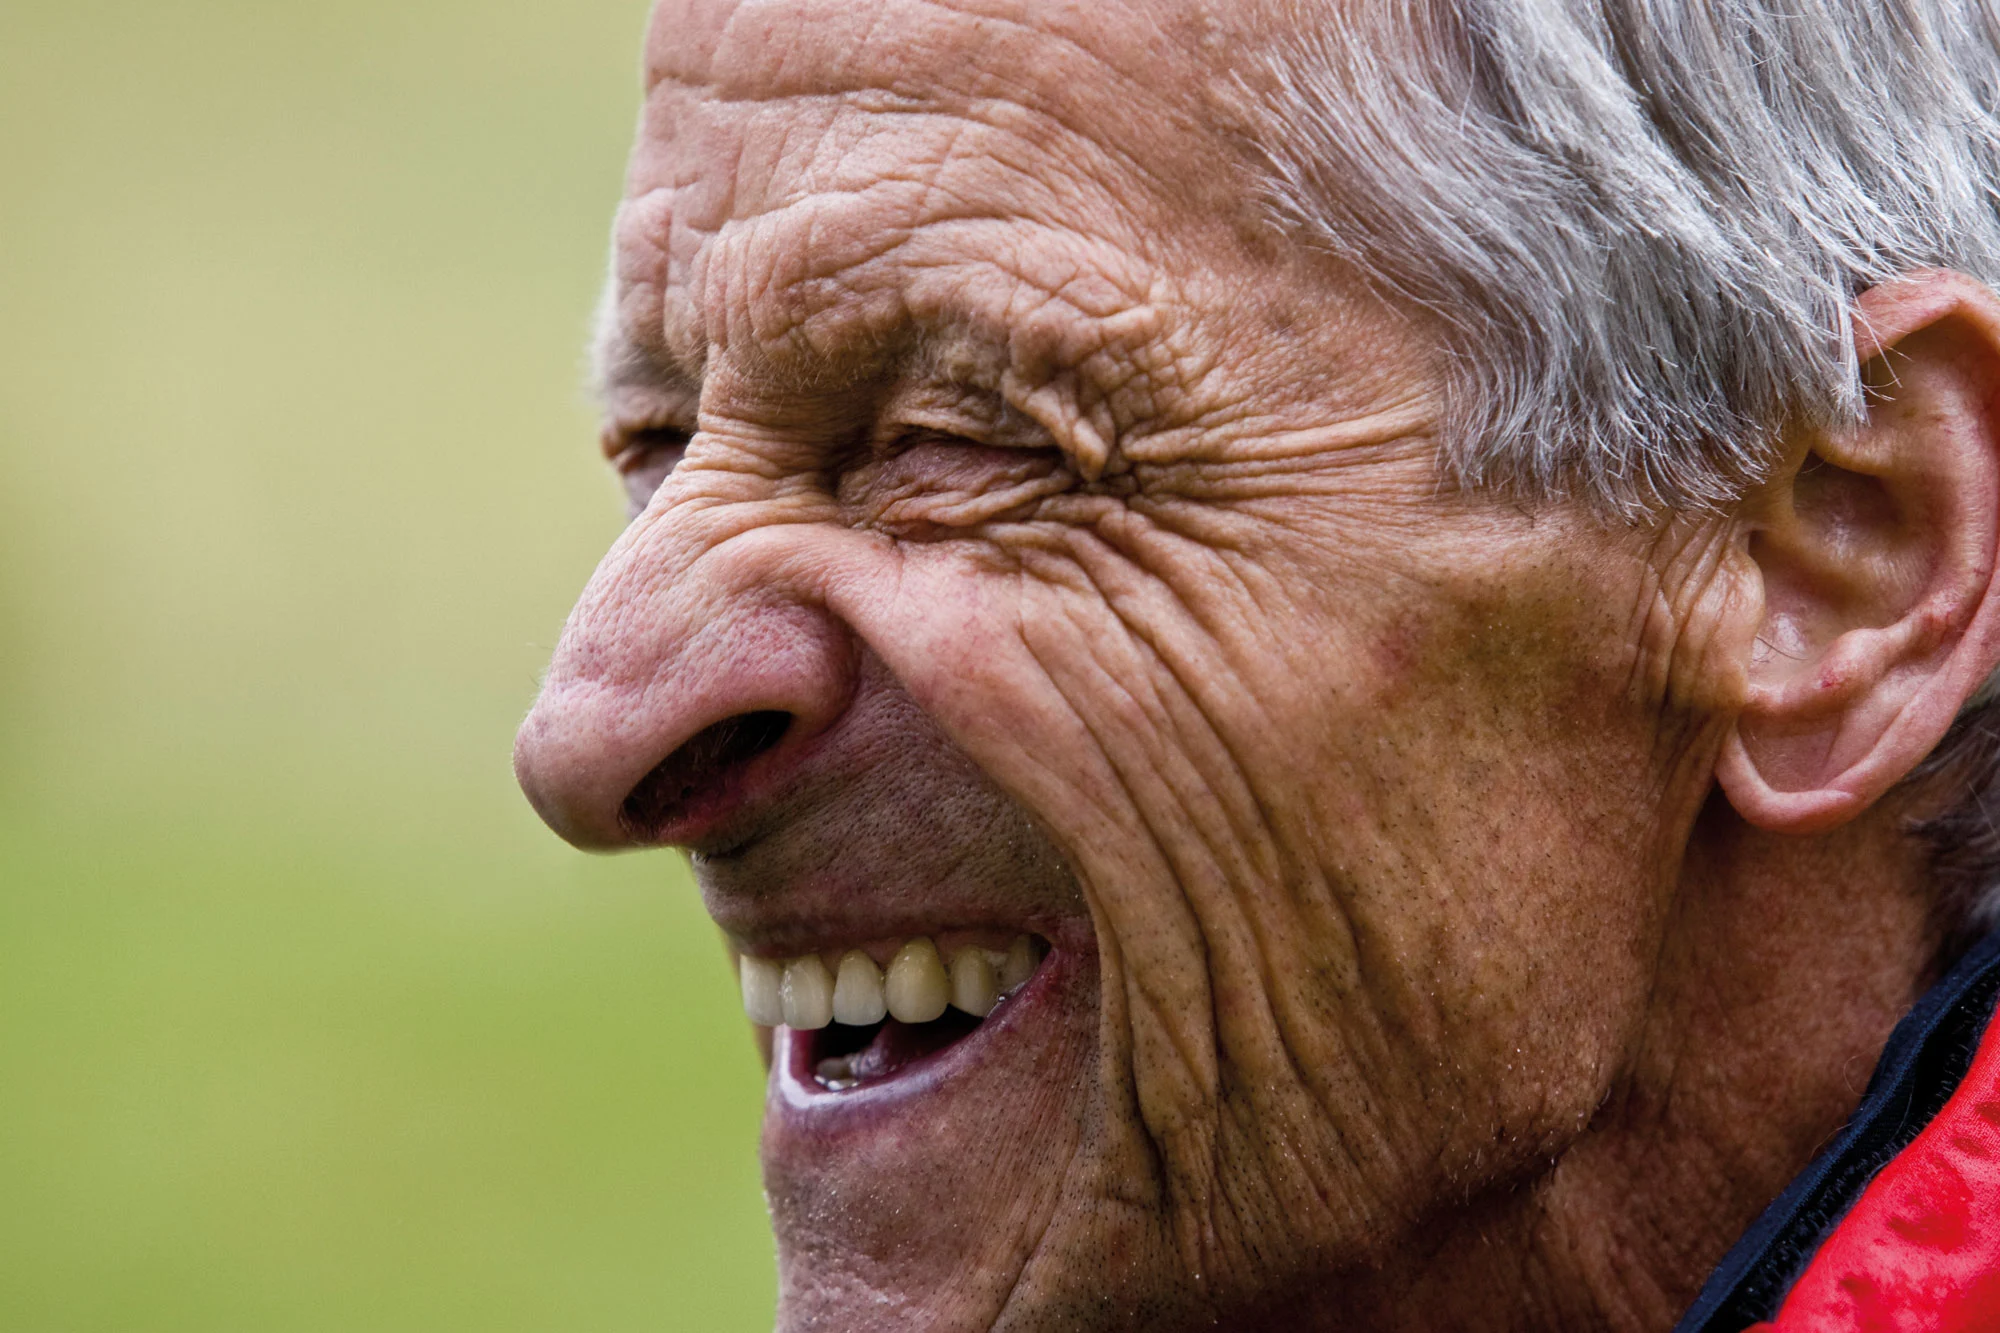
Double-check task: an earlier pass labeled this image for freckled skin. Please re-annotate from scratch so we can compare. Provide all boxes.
[515,1,1944,1329]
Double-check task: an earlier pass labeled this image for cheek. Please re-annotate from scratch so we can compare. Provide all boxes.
[814,508,1691,1251]
[1277,539,1693,1153]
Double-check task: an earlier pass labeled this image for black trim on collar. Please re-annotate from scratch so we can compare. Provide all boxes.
[1675,926,2000,1332]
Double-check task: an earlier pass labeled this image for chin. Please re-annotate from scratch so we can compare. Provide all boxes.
[761,940,1100,1328]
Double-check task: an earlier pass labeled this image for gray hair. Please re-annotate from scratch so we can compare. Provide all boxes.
[1248,0,2000,946]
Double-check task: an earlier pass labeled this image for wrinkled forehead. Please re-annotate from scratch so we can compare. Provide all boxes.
[635,0,1247,194]
[612,0,1271,387]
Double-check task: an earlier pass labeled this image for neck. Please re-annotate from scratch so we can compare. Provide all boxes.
[1331,789,1944,1333]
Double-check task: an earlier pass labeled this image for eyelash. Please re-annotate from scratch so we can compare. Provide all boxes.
[610,423,1066,521]
[613,426,694,515]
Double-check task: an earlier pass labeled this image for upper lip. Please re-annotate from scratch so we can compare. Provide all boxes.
[687,798,1091,967]
[654,672,1093,961]
[717,906,1083,963]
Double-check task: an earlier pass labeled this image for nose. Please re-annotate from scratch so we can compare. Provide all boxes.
[513,524,857,850]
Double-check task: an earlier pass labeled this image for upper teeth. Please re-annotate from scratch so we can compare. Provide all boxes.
[739,935,1043,1029]
[834,950,887,1025]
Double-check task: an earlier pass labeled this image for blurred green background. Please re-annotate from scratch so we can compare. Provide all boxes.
[0,3,774,1329]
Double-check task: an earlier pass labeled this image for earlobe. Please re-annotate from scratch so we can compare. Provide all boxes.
[1716,271,2000,835]
[1719,664,1971,834]
[1716,729,1867,834]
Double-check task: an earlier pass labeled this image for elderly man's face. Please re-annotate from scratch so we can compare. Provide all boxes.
[517,0,1751,1325]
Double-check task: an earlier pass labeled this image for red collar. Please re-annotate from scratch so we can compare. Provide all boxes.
[1751,996,2000,1331]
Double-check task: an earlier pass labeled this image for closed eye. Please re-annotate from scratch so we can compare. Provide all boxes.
[839,435,1077,537]
[610,426,694,518]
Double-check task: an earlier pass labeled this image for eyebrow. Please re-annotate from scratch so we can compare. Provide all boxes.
[590,330,712,454]
[592,331,664,402]
[590,287,675,402]
[585,252,1152,447]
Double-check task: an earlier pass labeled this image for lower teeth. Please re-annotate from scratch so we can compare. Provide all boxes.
[810,1009,989,1090]
[814,1058,860,1091]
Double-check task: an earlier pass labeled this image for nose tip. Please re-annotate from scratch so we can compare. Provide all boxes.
[513,593,856,851]
[511,702,625,850]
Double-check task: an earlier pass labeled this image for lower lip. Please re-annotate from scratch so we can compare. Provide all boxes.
[771,945,1079,1124]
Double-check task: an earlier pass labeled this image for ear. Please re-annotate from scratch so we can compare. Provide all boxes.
[1717,271,2000,835]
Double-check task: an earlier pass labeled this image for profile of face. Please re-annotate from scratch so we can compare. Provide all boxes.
[513,1,2000,1328]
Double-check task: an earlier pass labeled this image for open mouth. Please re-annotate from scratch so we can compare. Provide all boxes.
[739,933,1050,1091]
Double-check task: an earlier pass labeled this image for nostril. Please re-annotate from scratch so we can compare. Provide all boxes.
[620,710,792,840]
